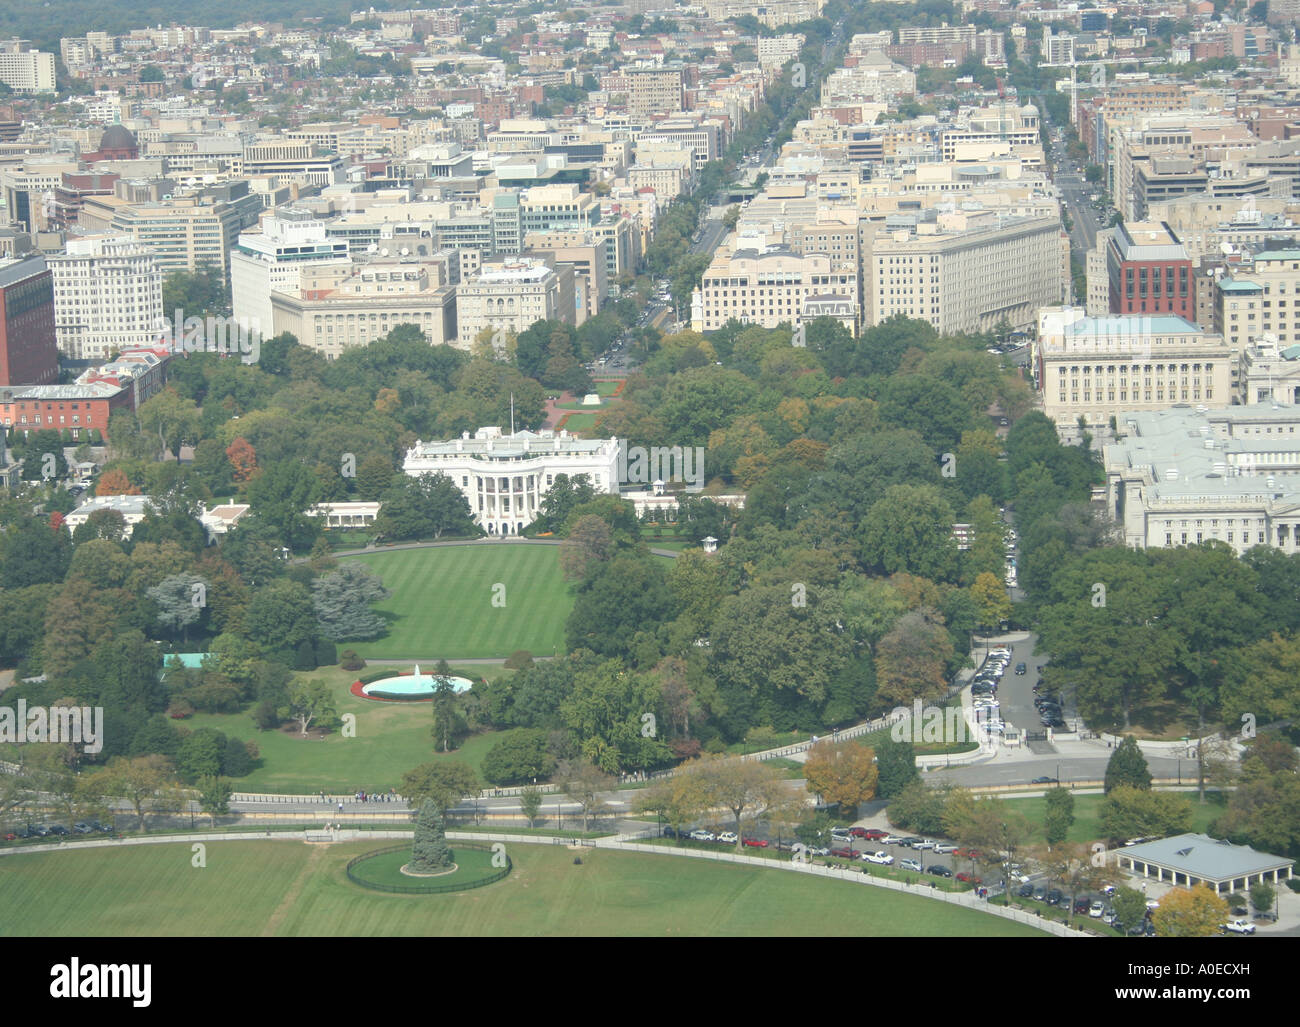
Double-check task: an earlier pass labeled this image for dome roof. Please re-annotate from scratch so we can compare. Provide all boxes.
[98,125,137,151]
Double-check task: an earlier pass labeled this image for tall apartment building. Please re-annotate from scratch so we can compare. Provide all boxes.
[46,236,163,361]
[0,256,59,386]
[868,212,1066,334]
[403,426,620,536]
[92,181,264,279]
[691,247,859,335]
[626,67,685,119]
[230,215,351,338]
[1105,221,1194,320]
[1034,308,1231,431]
[0,44,55,93]
[456,258,578,349]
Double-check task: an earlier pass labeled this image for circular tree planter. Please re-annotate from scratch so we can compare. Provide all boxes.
[346,844,510,894]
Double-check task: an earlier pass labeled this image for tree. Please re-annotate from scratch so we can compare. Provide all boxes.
[410,798,453,871]
[401,761,479,812]
[697,757,788,852]
[244,578,317,653]
[226,437,259,485]
[431,660,459,753]
[92,755,175,832]
[1151,885,1229,938]
[859,484,959,582]
[311,563,391,642]
[875,732,919,799]
[803,739,878,815]
[1250,881,1275,919]
[559,514,614,581]
[875,607,955,707]
[636,761,710,843]
[556,759,617,831]
[481,729,554,785]
[1111,886,1148,934]
[519,786,544,828]
[374,472,476,542]
[284,679,336,736]
[1104,736,1152,793]
[138,388,201,460]
[145,573,209,643]
[970,572,1012,635]
[196,775,232,826]
[96,468,141,497]
[1098,785,1192,842]
[1044,787,1075,846]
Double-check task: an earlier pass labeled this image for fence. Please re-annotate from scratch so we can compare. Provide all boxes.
[345,843,512,894]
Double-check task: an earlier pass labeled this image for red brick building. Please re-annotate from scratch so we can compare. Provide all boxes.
[0,256,59,386]
[0,381,130,442]
[1106,221,1194,320]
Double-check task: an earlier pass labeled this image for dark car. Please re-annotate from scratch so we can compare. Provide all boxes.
[1074,897,1090,914]
[32,825,51,837]
[897,837,923,848]
[927,865,953,878]
[1018,882,1035,897]
[94,821,114,833]
[1015,662,1027,675]
[1032,885,1048,902]
[47,824,69,836]
[1046,889,1064,906]
[662,826,679,838]
[73,822,94,834]
[1030,776,1059,785]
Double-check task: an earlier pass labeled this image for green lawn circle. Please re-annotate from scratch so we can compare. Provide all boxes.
[346,844,509,894]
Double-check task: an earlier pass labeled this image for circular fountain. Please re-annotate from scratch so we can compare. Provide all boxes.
[352,665,475,702]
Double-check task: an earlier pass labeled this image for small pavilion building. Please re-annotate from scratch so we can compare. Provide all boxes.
[1115,833,1294,895]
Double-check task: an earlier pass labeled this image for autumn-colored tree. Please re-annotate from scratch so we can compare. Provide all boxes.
[1151,885,1229,938]
[374,387,401,415]
[225,437,259,485]
[803,739,879,815]
[49,511,66,533]
[96,468,140,497]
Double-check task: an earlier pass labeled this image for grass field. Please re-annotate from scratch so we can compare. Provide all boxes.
[0,841,1047,936]
[340,544,573,660]
[999,791,1227,847]
[182,665,509,792]
[557,411,600,433]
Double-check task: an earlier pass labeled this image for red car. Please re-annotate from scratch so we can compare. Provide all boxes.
[3,833,14,841]
[830,846,857,860]
[956,872,983,884]
[742,837,769,848]
[862,828,888,841]
[953,848,983,861]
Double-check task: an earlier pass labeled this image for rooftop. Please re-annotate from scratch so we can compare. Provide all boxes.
[1119,833,1293,879]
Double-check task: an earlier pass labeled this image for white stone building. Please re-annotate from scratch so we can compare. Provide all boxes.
[402,427,620,536]
[47,236,163,361]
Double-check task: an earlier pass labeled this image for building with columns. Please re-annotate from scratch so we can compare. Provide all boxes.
[1113,834,1292,896]
[401,427,620,535]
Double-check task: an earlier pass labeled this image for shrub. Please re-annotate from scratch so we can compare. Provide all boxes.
[252,699,280,731]
[314,639,338,666]
[183,681,243,714]
[504,650,535,670]
[167,700,195,720]
[293,640,318,671]
[222,736,254,776]
[339,649,366,671]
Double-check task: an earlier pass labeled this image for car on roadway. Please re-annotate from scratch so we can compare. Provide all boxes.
[1030,776,1059,785]
[1015,662,1027,675]
[864,851,894,865]
[689,829,716,842]
[1222,918,1255,935]
[899,858,923,872]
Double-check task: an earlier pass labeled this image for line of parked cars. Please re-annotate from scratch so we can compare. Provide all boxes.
[4,820,114,841]
[971,647,1012,733]
[665,827,770,848]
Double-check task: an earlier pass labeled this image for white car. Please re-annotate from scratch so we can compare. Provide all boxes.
[716,831,738,844]
[879,834,902,845]
[1089,900,1105,918]
[830,827,852,841]
[899,858,923,872]
[1222,918,1256,935]
[932,842,957,854]
[864,851,894,865]
[688,829,716,842]
[913,839,937,851]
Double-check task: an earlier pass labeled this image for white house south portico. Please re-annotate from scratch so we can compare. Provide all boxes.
[401,427,620,535]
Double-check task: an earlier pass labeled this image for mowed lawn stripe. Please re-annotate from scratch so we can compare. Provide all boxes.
[341,546,572,659]
[0,843,1048,936]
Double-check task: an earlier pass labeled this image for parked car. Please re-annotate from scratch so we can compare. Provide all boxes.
[913,839,937,851]
[927,865,953,878]
[830,827,852,841]
[955,872,983,884]
[830,846,857,860]
[899,858,923,872]
[897,837,923,848]
[848,826,871,839]
[32,825,51,837]
[689,829,716,842]
[1222,918,1255,935]
[47,825,69,836]
[717,831,738,844]
[741,837,768,848]
[879,834,902,845]
[1032,885,1048,902]
[932,842,957,854]
[1102,907,1117,925]
[1046,889,1064,906]
[3,833,14,841]
[1090,900,1106,918]
[860,828,887,841]
[72,822,94,835]
[1018,882,1036,898]
[864,851,893,865]
[1073,896,1090,914]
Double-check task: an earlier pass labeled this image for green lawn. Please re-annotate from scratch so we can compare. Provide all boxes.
[340,544,573,659]
[999,791,1228,847]
[0,841,1048,936]
[183,666,510,792]
[557,412,600,433]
